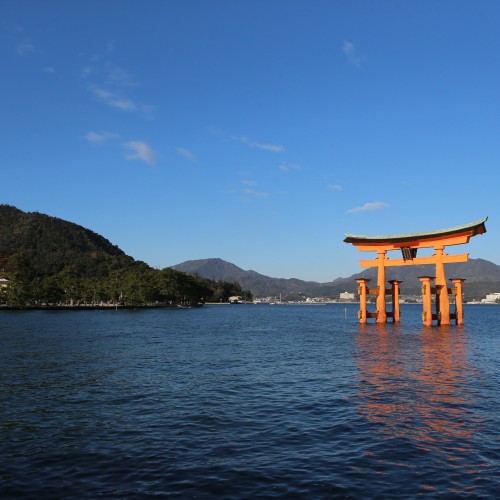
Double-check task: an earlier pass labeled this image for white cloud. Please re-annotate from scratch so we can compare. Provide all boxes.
[85,132,155,165]
[43,66,55,74]
[342,40,364,68]
[106,65,137,87]
[87,81,154,117]
[176,147,197,162]
[16,39,36,56]
[89,85,138,111]
[279,162,302,172]
[241,179,257,187]
[85,131,120,144]
[227,179,269,200]
[80,66,93,78]
[243,188,269,199]
[124,141,156,165]
[80,50,154,118]
[85,131,106,144]
[232,135,284,153]
[253,142,284,153]
[327,184,342,191]
[348,201,389,214]
[342,41,355,56]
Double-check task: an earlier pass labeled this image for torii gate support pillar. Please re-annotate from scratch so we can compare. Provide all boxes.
[389,280,402,324]
[450,278,466,326]
[356,278,370,324]
[375,251,387,323]
[434,246,450,325]
[419,276,435,326]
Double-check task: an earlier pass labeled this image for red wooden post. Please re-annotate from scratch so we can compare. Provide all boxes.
[419,276,435,326]
[450,278,465,325]
[389,280,402,323]
[356,278,370,324]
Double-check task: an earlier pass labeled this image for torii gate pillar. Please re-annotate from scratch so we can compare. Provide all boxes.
[434,246,450,325]
[389,280,402,324]
[355,278,370,324]
[375,251,387,323]
[451,278,466,325]
[419,276,435,326]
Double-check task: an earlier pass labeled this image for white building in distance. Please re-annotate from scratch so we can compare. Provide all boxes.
[481,293,500,304]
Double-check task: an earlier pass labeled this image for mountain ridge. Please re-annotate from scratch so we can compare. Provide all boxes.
[172,257,500,300]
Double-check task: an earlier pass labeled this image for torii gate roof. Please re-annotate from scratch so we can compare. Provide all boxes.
[344,217,488,245]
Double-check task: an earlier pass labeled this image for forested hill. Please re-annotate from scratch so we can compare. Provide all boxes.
[0,204,140,281]
[0,205,250,306]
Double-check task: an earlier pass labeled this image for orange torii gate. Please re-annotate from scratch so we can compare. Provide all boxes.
[344,218,488,326]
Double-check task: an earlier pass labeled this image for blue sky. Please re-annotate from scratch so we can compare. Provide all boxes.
[1,1,498,281]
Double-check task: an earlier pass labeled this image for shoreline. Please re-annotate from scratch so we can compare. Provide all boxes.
[0,303,202,311]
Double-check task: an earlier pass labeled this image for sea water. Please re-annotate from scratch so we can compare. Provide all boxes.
[1,304,498,498]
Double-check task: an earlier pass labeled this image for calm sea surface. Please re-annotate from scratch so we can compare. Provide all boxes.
[1,304,498,498]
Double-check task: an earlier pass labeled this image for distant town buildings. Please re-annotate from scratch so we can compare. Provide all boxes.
[339,291,355,301]
[481,292,500,304]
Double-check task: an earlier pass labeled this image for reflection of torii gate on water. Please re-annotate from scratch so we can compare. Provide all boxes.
[344,218,488,326]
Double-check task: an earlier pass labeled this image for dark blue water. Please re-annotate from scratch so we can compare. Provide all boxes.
[1,304,498,498]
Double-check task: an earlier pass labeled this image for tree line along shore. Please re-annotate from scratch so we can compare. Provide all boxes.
[0,267,253,308]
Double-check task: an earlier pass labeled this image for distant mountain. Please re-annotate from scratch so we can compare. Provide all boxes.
[172,257,500,300]
[172,258,320,297]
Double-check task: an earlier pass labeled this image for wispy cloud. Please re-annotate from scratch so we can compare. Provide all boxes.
[43,66,55,74]
[16,38,37,56]
[243,187,269,199]
[80,57,135,86]
[85,131,156,165]
[227,179,269,201]
[342,40,364,68]
[85,130,120,144]
[253,142,284,153]
[279,162,302,172]
[80,66,93,78]
[176,147,197,162]
[5,24,40,56]
[89,85,137,111]
[348,201,389,214]
[327,183,342,191]
[81,51,154,117]
[105,65,137,87]
[232,135,284,153]
[124,141,156,165]
[241,179,257,187]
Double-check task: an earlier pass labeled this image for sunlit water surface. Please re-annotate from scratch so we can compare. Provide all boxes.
[1,304,498,498]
